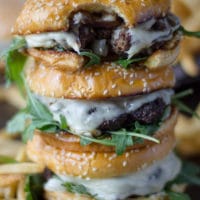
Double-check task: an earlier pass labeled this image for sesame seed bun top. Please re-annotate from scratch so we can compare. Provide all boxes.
[13,0,170,35]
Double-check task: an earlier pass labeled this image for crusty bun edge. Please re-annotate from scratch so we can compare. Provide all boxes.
[13,0,170,35]
[27,109,177,178]
[25,60,175,99]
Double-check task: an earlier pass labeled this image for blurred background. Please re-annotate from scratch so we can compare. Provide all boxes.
[0,0,199,199]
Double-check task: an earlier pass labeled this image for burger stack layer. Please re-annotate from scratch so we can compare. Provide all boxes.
[11,0,183,199]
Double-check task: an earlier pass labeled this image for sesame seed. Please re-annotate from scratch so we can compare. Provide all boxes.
[107,163,112,168]
[103,89,108,95]
[123,161,127,167]
[92,167,97,172]
[118,90,122,96]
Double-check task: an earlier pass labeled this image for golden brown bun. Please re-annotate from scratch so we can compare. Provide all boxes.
[27,109,177,179]
[27,43,180,72]
[25,60,175,99]
[13,0,170,35]
[27,49,85,72]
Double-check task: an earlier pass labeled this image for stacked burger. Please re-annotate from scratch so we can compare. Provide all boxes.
[9,0,184,199]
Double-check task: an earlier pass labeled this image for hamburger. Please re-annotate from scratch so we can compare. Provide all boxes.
[3,0,199,199]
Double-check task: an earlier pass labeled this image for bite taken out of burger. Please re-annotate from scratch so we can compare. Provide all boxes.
[2,0,200,199]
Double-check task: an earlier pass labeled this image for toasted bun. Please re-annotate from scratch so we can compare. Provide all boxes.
[27,109,177,179]
[26,60,175,99]
[27,43,180,72]
[13,0,170,35]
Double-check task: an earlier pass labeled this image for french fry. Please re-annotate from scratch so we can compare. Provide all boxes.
[0,163,45,174]
[175,105,200,156]
[15,146,28,163]
[0,86,26,109]
[172,0,200,77]
[0,184,18,199]
[17,177,26,200]
[0,175,23,187]
[0,137,24,158]
[180,52,199,77]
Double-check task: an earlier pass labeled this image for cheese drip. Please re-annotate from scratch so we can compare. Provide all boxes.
[25,14,180,58]
[45,153,181,200]
[36,89,173,136]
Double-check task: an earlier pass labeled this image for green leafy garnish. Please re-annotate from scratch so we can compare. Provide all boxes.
[169,161,200,187]
[0,155,17,164]
[7,98,61,142]
[81,122,160,155]
[167,191,190,200]
[116,57,147,68]
[59,115,69,130]
[172,89,200,119]
[25,174,45,200]
[1,37,27,93]
[164,159,200,200]
[6,82,65,142]
[180,26,200,38]
[80,51,101,67]
[172,89,193,99]
[62,182,96,199]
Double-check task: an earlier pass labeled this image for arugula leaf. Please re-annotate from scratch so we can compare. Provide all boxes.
[59,115,69,130]
[172,89,193,100]
[62,182,96,199]
[80,51,101,67]
[172,161,200,186]
[110,124,159,155]
[160,106,171,122]
[6,111,31,134]
[180,26,200,38]
[25,174,45,200]
[173,99,200,119]
[80,135,115,147]
[22,119,59,142]
[167,191,190,200]
[172,89,200,119]
[110,132,133,155]
[116,57,147,68]
[26,87,53,121]
[1,36,26,56]
[80,137,93,146]
[1,37,27,93]
[6,90,62,142]
[81,122,160,155]
[0,155,17,164]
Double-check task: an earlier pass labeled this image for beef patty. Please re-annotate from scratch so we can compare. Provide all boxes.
[98,98,166,131]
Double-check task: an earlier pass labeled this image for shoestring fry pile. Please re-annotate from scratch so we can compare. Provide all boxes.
[172,0,200,77]
[172,0,200,156]
[0,81,44,200]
